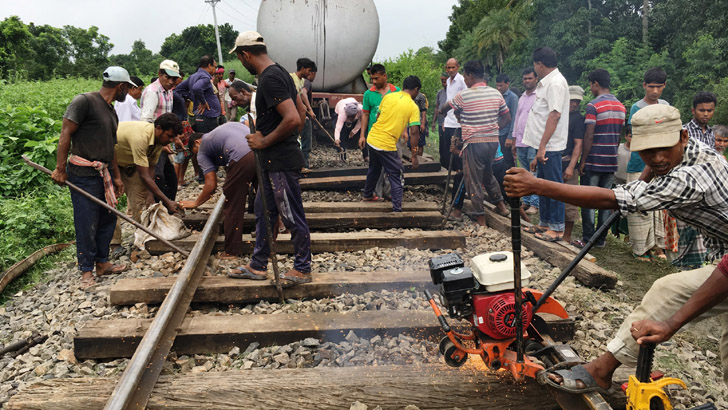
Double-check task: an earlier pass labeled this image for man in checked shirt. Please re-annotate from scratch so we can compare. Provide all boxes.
[505,104,728,392]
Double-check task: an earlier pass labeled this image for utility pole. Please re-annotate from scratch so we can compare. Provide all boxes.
[206,0,224,66]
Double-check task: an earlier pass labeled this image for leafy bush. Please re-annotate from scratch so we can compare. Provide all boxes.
[0,188,74,271]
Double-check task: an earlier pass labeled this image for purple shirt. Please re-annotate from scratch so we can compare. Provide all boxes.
[197,122,251,175]
[511,91,537,148]
[189,68,221,118]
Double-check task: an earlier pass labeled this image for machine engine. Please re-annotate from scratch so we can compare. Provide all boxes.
[429,252,533,340]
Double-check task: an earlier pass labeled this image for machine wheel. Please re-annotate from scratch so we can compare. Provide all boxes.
[441,339,468,367]
[439,336,452,355]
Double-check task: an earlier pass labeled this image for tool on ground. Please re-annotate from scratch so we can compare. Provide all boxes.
[439,173,466,229]
[311,115,346,162]
[0,332,49,358]
[22,155,190,257]
[424,196,618,390]
[624,343,716,410]
[440,154,455,213]
[248,114,285,304]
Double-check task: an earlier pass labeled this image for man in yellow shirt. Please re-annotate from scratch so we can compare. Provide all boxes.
[114,113,185,231]
[359,76,421,212]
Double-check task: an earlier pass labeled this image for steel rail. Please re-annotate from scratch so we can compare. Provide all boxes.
[103,194,225,410]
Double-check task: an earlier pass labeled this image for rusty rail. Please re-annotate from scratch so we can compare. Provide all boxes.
[103,194,225,410]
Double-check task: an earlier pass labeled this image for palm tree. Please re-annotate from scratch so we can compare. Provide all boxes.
[473,6,529,72]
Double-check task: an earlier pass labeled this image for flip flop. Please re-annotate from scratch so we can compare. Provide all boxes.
[535,232,562,242]
[80,273,96,290]
[537,364,609,394]
[523,225,547,234]
[273,272,313,289]
[96,263,129,276]
[228,266,267,280]
[447,214,464,222]
[570,239,586,249]
[633,253,651,262]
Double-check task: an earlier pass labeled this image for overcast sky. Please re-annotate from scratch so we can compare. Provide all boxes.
[1,0,458,61]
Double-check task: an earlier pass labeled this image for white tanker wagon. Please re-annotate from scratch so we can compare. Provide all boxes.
[257,0,380,139]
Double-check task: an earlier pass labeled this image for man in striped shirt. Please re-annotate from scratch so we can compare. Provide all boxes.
[578,69,625,247]
[505,104,728,392]
[439,60,510,226]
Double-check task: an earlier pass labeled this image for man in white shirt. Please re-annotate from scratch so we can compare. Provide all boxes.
[441,58,467,170]
[521,47,570,242]
[114,76,144,122]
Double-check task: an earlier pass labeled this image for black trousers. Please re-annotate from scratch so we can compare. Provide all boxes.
[154,153,177,201]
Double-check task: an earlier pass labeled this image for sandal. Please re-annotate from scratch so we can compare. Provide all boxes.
[217,252,239,260]
[228,266,267,280]
[80,272,96,290]
[535,232,562,242]
[96,263,129,276]
[537,364,609,394]
[523,225,547,234]
[633,253,651,262]
[273,271,313,289]
[570,239,586,249]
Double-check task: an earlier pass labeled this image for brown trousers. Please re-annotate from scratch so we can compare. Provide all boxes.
[223,153,257,256]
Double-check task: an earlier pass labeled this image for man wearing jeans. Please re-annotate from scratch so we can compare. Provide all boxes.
[508,68,539,217]
[51,66,135,288]
[578,69,625,247]
[521,47,570,242]
[360,76,422,212]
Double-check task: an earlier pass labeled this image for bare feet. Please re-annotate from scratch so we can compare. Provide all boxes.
[547,353,619,390]
[495,201,509,216]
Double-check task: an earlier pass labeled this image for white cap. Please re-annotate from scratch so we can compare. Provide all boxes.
[630,105,683,152]
[229,31,266,54]
[159,60,181,77]
[102,66,136,86]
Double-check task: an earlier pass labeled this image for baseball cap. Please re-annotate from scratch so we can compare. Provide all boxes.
[159,60,181,77]
[229,69,236,74]
[630,105,683,152]
[102,66,136,87]
[344,102,359,117]
[215,67,225,74]
[568,85,584,101]
[229,31,266,54]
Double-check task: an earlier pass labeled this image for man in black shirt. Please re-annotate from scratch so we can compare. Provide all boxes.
[51,66,135,289]
[229,31,312,287]
[563,85,585,244]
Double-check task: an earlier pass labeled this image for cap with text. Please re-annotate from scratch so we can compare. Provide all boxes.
[102,66,137,87]
[630,104,683,152]
[229,31,266,54]
[159,60,181,77]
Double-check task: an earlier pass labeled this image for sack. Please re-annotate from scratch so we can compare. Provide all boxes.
[133,203,190,250]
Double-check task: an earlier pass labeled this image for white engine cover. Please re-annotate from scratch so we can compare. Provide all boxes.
[470,252,531,292]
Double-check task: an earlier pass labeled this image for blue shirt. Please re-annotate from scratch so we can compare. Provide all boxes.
[189,68,221,118]
[499,89,518,140]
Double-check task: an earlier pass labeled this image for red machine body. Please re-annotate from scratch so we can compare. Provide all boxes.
[471,292,533,339]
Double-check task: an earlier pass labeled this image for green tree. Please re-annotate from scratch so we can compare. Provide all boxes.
[109,40,163,79]
[160,23,238,75]
[0,16,32,79]
[471,6,528,73]
[62,25,113,78]
[27,24,70,80]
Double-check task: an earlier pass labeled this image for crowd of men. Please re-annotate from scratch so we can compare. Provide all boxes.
[51,32,728,391]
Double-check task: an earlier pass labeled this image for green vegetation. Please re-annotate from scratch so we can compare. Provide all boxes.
[438,0,728,124]
[0,79,98,280]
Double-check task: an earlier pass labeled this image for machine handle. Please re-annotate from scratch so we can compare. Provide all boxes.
[424,289,451,333]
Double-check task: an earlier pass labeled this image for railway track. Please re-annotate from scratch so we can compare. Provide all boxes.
[6,165,625,410]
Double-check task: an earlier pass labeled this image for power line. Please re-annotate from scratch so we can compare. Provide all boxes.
[237,0,259,14]
[218,1,256,26]
[222,0,256,24]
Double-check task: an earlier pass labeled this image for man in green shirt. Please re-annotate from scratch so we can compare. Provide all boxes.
[360,63,399,161]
